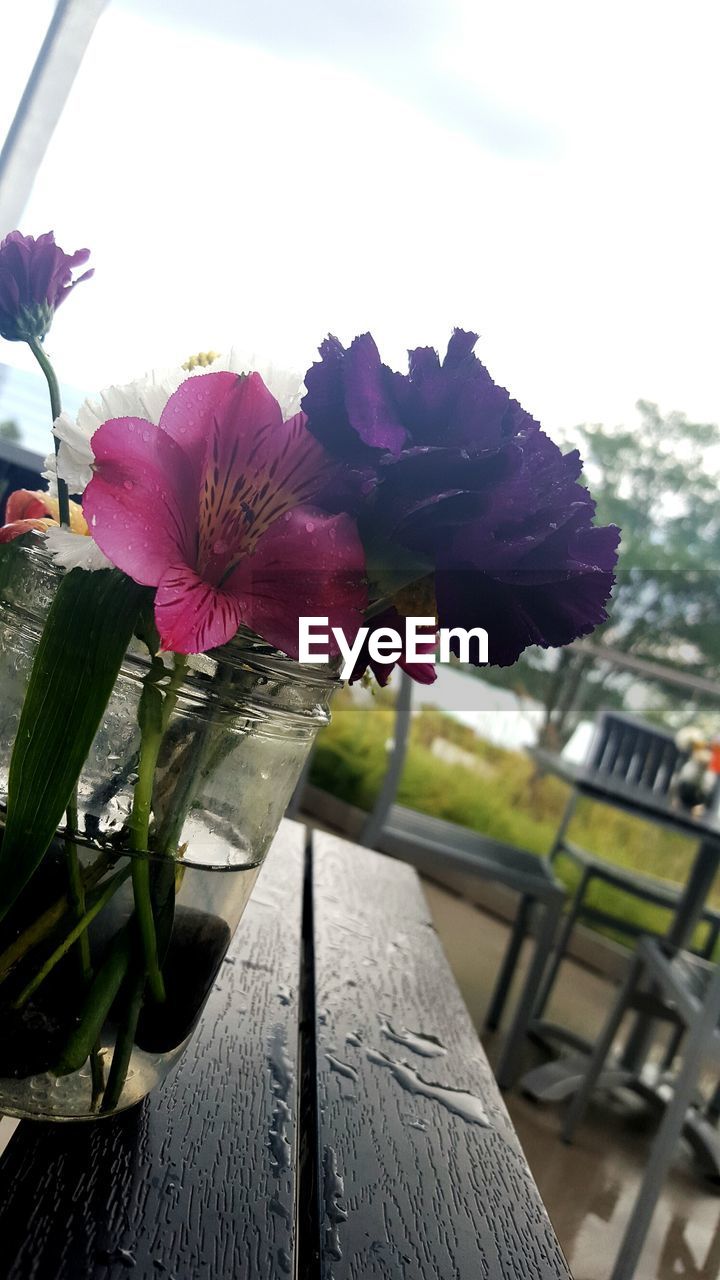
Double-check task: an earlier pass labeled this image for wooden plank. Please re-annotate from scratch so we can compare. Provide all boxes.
[311,830,572,1280]
[0,819,306,1280]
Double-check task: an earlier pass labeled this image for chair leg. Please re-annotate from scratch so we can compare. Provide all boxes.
[562,952,644,1144]
[610,981,720,1280]
[547,790,579,861]
[706,1079,720,1125]
[494,895,563,1090]
[485,895,531,1032]
[659,1022,684,1073]
[533,868,592,1021]
[700,917,720,961]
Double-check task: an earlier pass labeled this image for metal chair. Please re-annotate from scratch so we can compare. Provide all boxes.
[562,936,720,1280]
[519,709,720,1042]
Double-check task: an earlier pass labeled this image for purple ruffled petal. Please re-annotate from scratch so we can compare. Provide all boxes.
[303,325,620,675]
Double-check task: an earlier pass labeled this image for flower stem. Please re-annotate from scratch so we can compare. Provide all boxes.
[90,1040,105,1111]
[55,927,133,1076]
[129,654,188,1004]
[12,864,132,1009]
[26,335,71,527]
[101,970,144,1113]
[0,851,114,984]
[64,795,92,984]
[130,745,165,1003]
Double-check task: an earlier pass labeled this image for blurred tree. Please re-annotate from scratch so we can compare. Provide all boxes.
[0,419,20,442]
[576,400,720,674]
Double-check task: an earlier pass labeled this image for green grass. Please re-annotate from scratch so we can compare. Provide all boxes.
[310,693,720,951]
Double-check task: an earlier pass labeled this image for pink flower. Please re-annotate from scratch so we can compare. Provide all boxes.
[0,231,92,342]
[84,371,367,656]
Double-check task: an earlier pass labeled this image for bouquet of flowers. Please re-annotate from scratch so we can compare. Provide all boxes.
[0,229,619,1119]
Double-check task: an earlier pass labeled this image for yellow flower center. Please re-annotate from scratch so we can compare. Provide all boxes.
[182,350,221,371]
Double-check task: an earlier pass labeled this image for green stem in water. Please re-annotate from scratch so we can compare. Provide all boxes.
[12,864,132,1009]
[64,794,91,984]
[101,970,145,1113]
[26,335,71,528]
[129,654,188,1004]
[90,1039,105,1112]
[0,851,114,984]
[55,927,133,1076]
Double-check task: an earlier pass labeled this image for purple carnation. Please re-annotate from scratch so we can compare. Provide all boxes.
[302,329,620,678]
[0,231,93,342]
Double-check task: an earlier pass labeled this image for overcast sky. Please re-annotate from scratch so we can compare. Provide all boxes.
[3,1,719,442]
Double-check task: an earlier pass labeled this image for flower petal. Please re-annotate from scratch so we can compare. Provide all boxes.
[43,525,113,571]
[83,417,198,586]
[223,506,367,660]
[51,411,96,493]
[80,370,187,434]
[196,349,304,420]
[0,231,92,340]
[154,563,244,653]
[46,370,197,494]
[341,334,406,455]
[348,608,437,685]
[195,377,333,582]
[4,485,87,534]
[0,517,54,544]
[4,489,51,522]
[436,517,620,668]
[158,370,241,472]
[302,334,406,459]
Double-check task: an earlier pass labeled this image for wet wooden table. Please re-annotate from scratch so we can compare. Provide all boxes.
[0,821,571,1279]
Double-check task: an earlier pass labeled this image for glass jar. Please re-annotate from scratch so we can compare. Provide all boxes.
[0,539,337,1120]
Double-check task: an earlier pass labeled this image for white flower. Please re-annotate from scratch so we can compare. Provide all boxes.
[43,524,113,572]
[40,351,305,573]
[43,350,304,496]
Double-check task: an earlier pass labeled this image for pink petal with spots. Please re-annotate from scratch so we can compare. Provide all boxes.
[223,506,367,659]
[154,563,244,653]
[83,417,198,587]
[197,379,333,582]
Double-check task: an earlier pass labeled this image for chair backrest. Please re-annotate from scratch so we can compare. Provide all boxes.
[585,708,682,796]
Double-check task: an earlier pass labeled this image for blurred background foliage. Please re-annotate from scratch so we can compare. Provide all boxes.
[311,693,714,947]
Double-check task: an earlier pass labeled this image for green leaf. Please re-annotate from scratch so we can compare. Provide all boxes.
[0,568,149,923]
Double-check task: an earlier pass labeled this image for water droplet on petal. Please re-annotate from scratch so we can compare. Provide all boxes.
[123,480,134,492]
